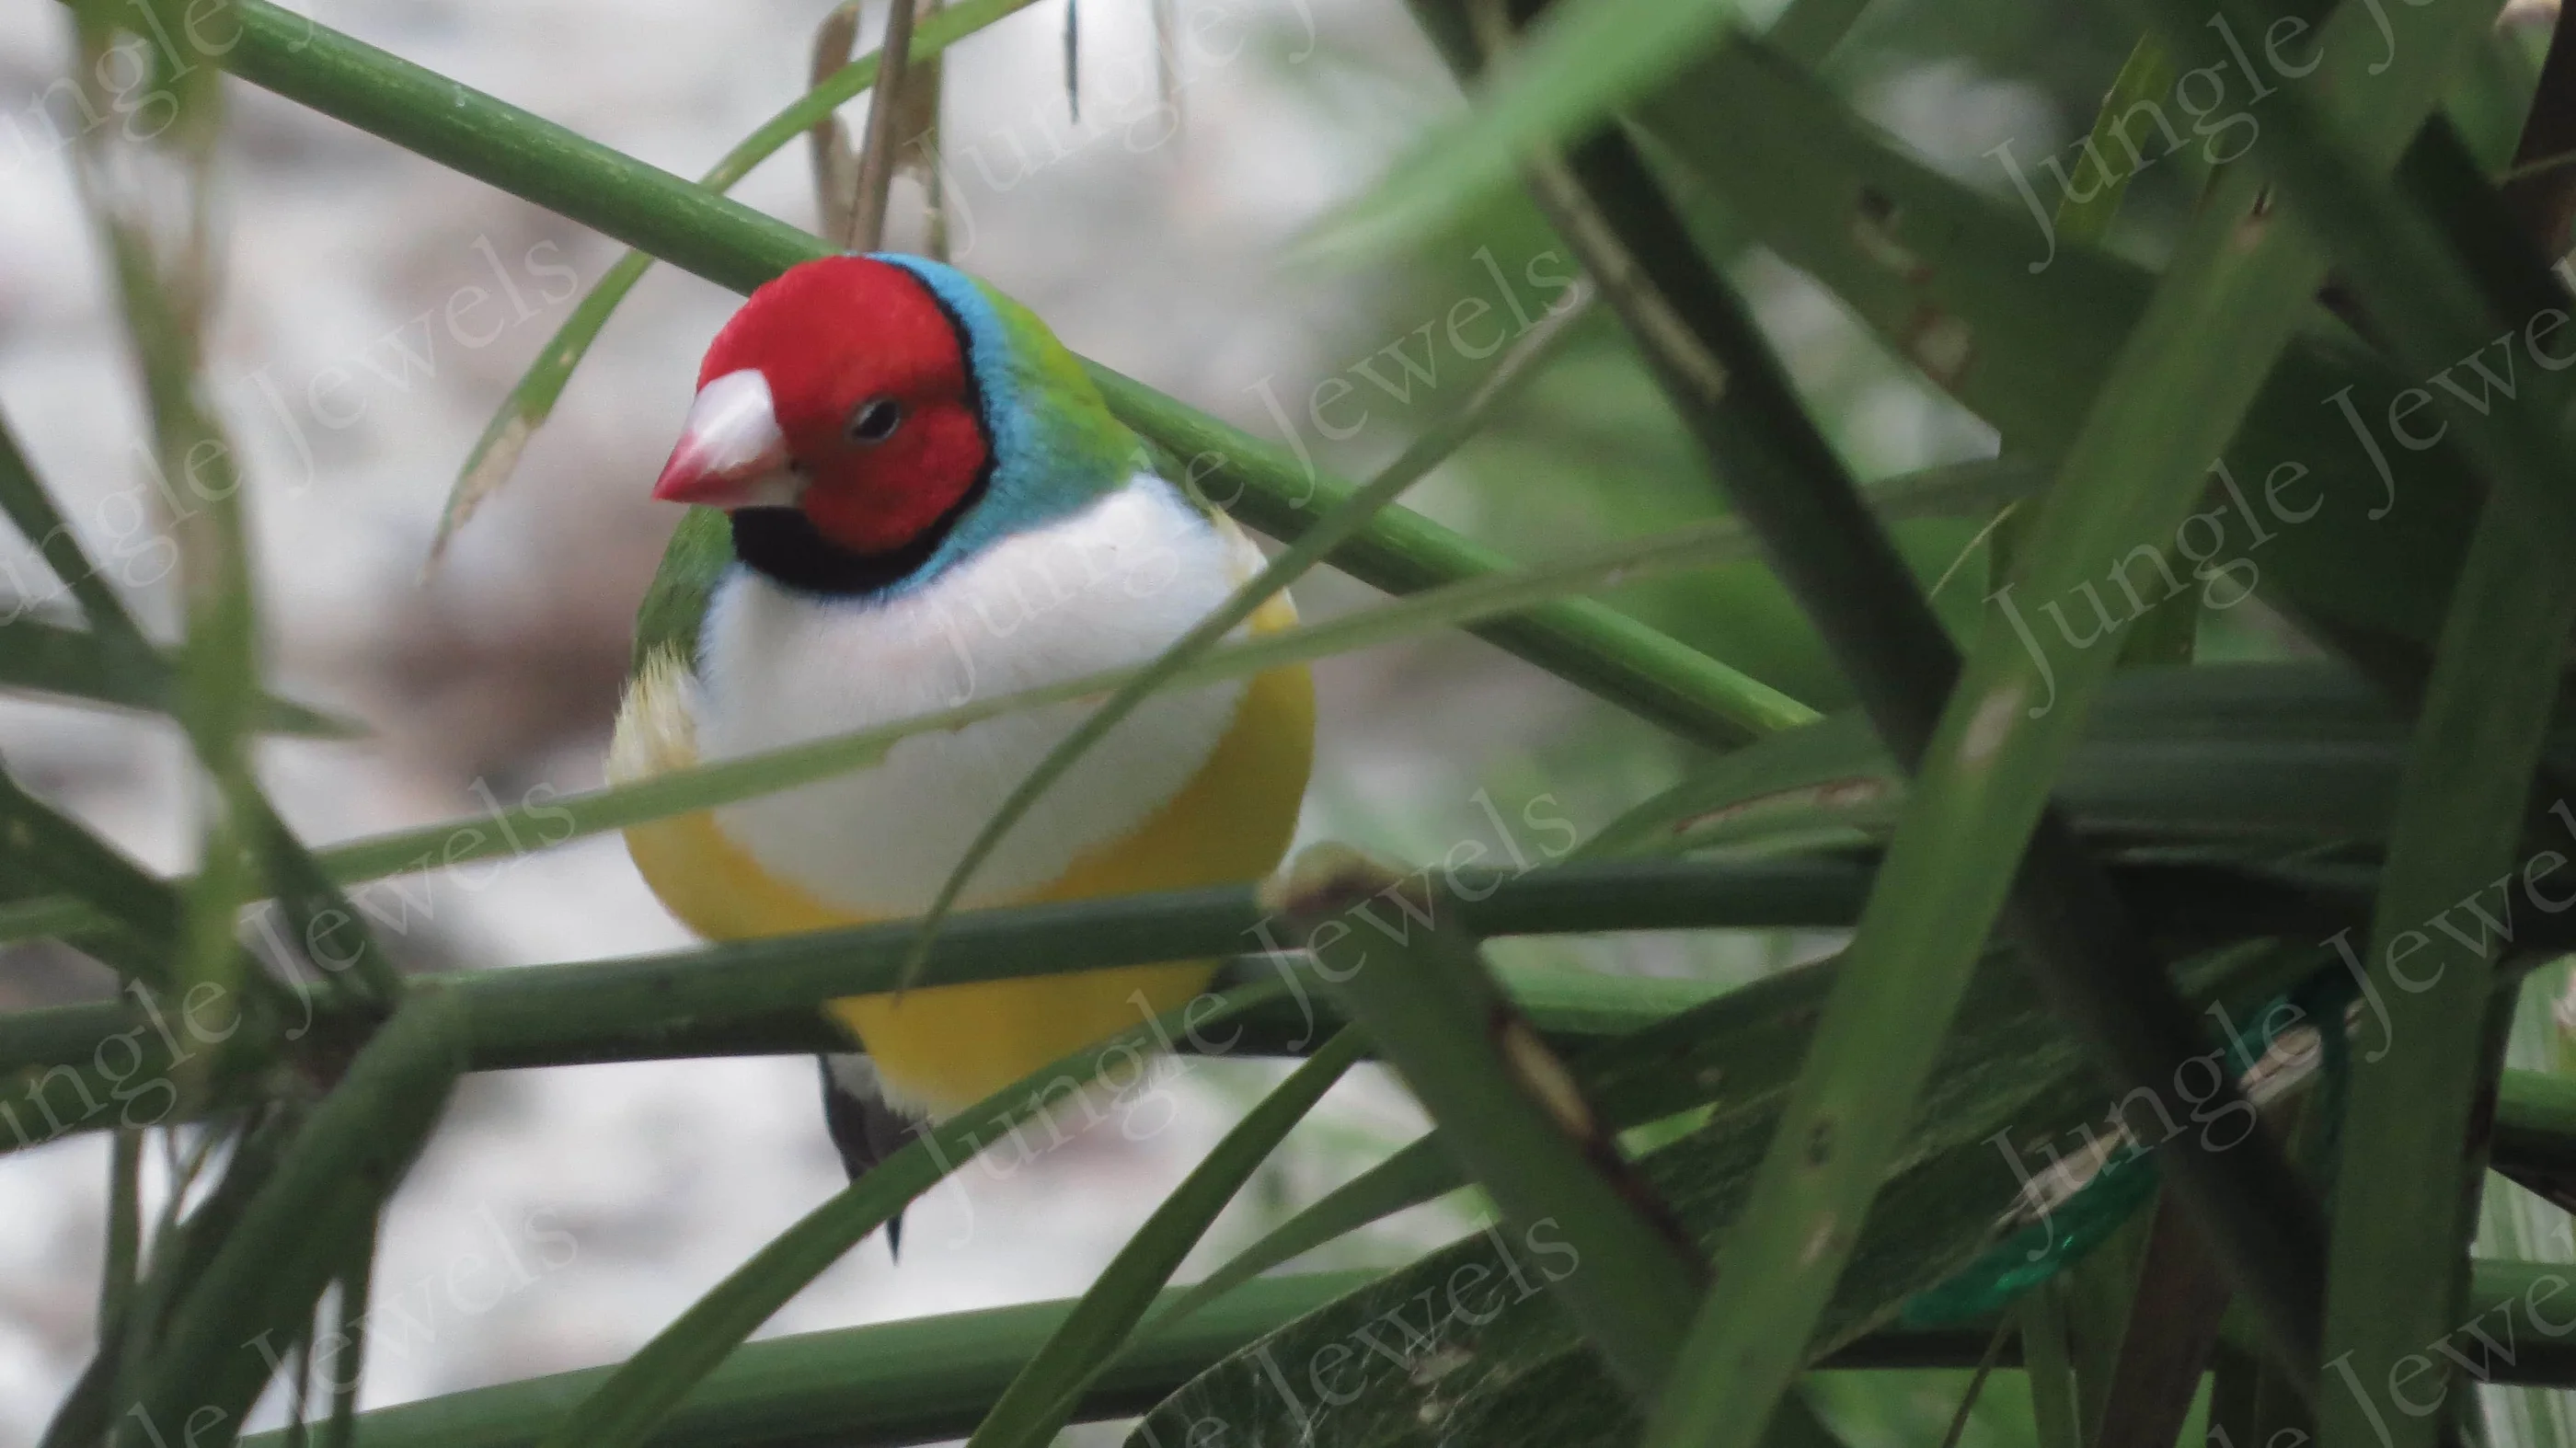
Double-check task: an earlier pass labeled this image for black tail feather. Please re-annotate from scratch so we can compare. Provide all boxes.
[818,1054,926,1258]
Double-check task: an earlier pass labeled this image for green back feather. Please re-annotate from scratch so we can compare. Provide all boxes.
[633,505,733,676]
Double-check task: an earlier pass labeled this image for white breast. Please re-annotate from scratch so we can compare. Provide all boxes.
[693,476,1257,915]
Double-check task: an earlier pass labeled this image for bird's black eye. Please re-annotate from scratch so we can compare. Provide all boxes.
[845,396,903,445]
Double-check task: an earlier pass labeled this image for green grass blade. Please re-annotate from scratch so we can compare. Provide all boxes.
[0,407,150,658]
[1627,5,2499,1434]
[320,1216,379,1448]
[1586,661,2441,858]
[1090,363,1811,745]
[2120,3,2576,1438]
[903,293,1598,988]
[248,792,403,1010]
[965,1031,1366,1448]
[0,846,2413,1166]
[2032,35,2188,668]
[1763,0,1873,67]
[42,1107,300,1448]
[1627,41,2478,668]
[0,851,2393,1132]
[1157,882,2143,1337]
[2050,38,2173,256]
[67,0,275,1076]
[0,760,183,979]
[0,614,351,736]
[428,0,1043,557]
[532,978,1288,1448]
[1274,845,1702,1397]
[1154,1135,1466,1331]
[1124,939,2320,1448]
[236,1272,1377,1448]
[2021,1284,2082,1448]
[100,1127,142,1334]
[1410,14,2329,1437]
[0,860,1874,1105]
[112,994,466,1448]
[1300,0,1743,261]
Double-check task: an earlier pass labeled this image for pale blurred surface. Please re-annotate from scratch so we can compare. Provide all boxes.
[0,0,2042,1437]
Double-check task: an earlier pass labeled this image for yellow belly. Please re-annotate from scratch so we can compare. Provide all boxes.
[619,657,1313,1117]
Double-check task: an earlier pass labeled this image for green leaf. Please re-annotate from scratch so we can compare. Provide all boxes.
[1126,937,2311,1448]
[235,1272,1378,1448]
[41,1108,308,1448]
[320,1216,380,1448]
[1634,5,2495,1431]
[2122,5,2576,1440]
[1154,1136,1466,1331]
[0,407,150,658]
[1302,0,1743,262]
[1585,661,2445,859]
[2020,1282,2082,1448]
[0,760,184,982]
[533,979,1290,1448]
[1274,845,1702,1396]
[0,860,1855,1109]
[113,993,466,1448]
[1627,40,2483,668]
[99,1127,142,1336]
[0,614,352,736]
[966,1031,1366,1448]
[1762,0,1873,68]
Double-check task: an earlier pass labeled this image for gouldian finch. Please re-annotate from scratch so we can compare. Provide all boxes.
[607,254,1315,1224]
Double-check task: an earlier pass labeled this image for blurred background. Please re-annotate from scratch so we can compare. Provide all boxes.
[15,0,2549,1442]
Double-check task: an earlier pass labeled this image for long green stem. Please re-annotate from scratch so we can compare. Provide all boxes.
[194,0,1801,750]
[1277,845,1704,1396]
[0,511,1803,950]
[534,980,1286,1448]
[236,1272,1382,1448]
[964,1031,1366,1448]
[0,860,1867,1101]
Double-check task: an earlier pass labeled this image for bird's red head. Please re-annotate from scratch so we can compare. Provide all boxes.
[653,256,990,558]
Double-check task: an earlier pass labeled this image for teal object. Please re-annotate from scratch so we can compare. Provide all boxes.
[1898,1136,2160,1328]
[1897,967,2353,1327]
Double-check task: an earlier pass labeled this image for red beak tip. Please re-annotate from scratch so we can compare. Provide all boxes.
[651,446,713,505]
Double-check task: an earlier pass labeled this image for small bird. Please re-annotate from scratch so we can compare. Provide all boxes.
[607,254,1314,1237]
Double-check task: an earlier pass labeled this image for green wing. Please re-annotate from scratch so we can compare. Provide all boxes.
[632,505,734,677]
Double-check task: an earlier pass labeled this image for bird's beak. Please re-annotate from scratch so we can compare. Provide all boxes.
[653,369,798,508]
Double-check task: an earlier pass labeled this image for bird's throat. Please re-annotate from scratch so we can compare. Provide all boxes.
[730,475,984,598]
